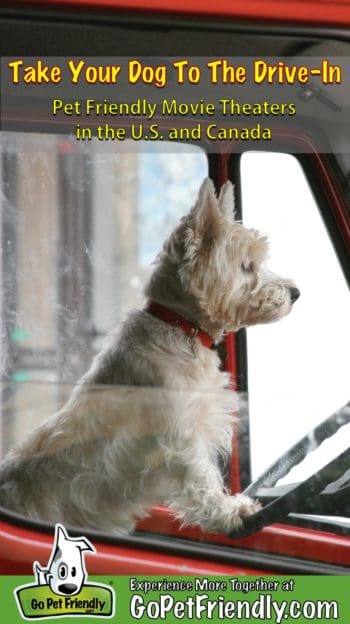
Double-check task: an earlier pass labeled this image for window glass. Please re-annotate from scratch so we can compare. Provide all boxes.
[241,152,350,484]
[0,133,207,449]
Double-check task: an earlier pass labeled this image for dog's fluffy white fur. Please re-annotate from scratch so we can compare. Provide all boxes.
[0,179,299,534]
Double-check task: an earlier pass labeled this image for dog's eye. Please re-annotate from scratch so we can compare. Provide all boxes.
[241,261,254,273]
[71,566,77,577]
[58,563,68,580]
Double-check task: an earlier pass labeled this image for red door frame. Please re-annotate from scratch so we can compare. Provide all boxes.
[7,0,350,29]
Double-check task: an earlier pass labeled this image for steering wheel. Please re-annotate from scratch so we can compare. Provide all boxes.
[229,401,350,539]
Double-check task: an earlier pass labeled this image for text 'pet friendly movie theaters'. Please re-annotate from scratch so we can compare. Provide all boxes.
[52,98,297,119]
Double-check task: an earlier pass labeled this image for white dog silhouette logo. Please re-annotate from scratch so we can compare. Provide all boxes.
[34,524,94,596]
[15,524,115,620]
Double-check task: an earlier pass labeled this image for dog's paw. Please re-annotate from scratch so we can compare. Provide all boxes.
[236,494,261,519]
[228,493,261,530]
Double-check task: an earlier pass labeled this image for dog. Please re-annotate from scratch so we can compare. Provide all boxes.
[34,524,94,596]
[0,178,299,534]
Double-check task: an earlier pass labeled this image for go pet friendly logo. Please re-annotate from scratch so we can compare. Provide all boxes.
[15,524,115,619]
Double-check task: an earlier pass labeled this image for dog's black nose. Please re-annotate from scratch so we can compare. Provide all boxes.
[289,287,300,303]
[58,583,78,595]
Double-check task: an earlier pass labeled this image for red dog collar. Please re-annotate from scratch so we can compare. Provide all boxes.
[144,301,214,349]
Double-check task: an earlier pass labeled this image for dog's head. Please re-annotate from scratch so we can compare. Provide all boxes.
[160,178,299,336]
[44,524,94,596]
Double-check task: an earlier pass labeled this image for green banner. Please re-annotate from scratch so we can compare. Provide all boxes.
[1,575,350,623]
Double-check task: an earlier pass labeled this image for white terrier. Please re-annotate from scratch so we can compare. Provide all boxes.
[0,179,299,534]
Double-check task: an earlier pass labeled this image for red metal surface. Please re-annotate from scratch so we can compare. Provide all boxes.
[225,332,241,496]
[137,508,350,567]
[8,0,350,28]
[2,507,349,575]
[213,155,242,497]
[0,518,270,575]
[311,153,350,248]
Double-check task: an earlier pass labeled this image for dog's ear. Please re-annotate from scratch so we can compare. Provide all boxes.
[218,181,236,222]
[188,178,222,243]
[56,523,95,553]
[74,538,95,553]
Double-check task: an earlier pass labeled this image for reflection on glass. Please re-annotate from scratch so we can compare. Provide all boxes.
[0,134,206,389]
